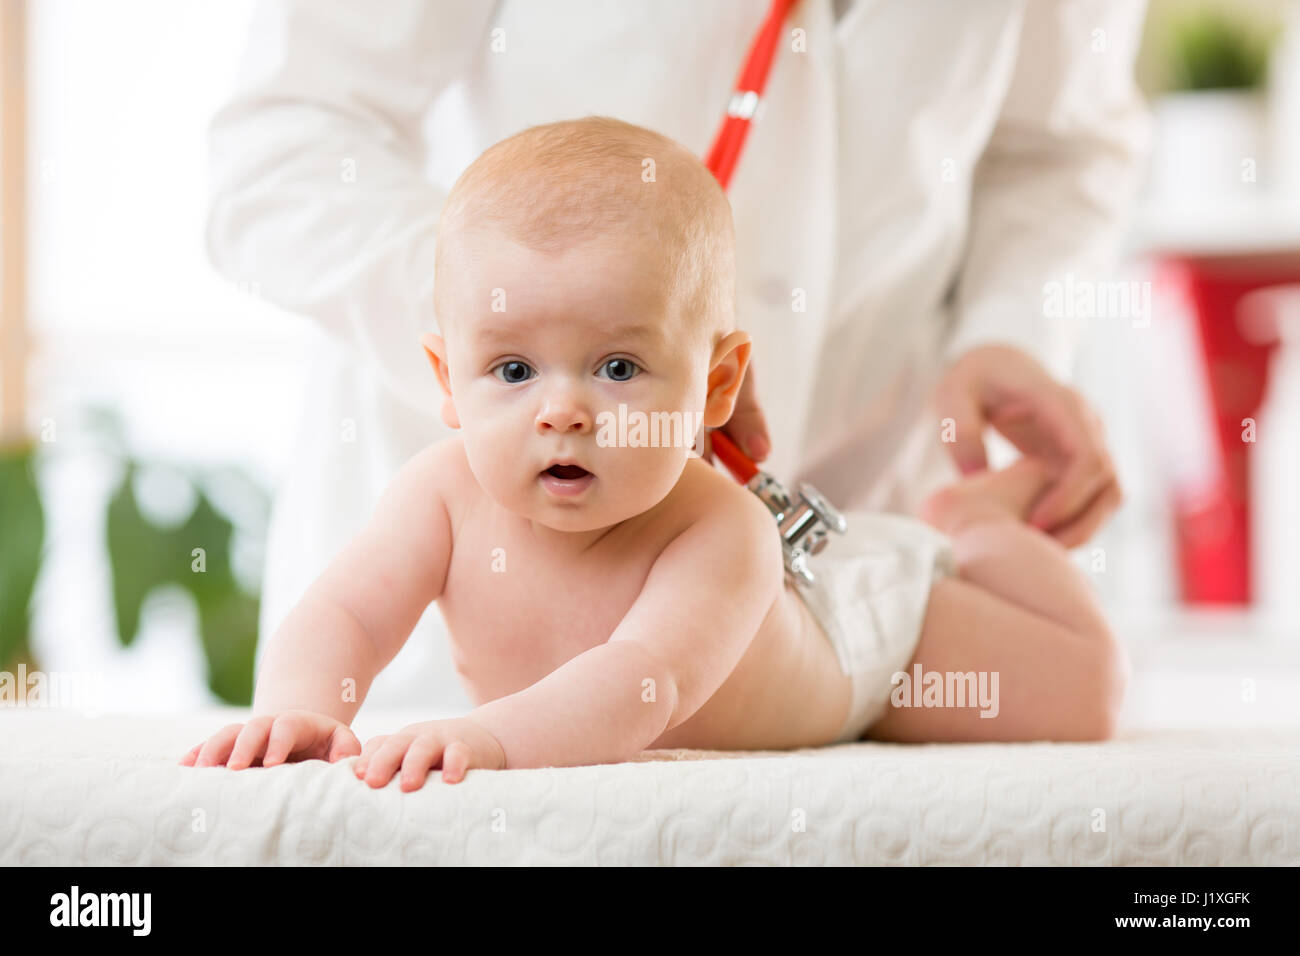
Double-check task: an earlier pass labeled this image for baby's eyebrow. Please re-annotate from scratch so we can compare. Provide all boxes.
[473,320,664,348]
[607,322,664,346]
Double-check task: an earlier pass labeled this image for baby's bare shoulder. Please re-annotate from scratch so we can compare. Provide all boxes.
[679,457,776,524]
[373,435,479,544]
[667,458,782,569]
[411,432,466,473]
[402,434,474,498]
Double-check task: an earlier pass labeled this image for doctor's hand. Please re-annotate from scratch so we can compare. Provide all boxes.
[702,361,771,465]
[932,343,1122,549]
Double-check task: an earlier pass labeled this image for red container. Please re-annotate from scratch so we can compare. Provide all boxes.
[1161,255,1299,604]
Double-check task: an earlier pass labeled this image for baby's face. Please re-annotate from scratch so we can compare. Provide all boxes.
[426,228,739,532]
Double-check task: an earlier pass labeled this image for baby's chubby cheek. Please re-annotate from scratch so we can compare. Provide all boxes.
[458,420,530,497]
[589,443,683,507]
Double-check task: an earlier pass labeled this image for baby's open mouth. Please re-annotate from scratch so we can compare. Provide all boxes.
[539,462,595,497]
[544,464,591,480]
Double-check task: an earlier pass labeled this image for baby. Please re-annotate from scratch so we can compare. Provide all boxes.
[182,116,1128,790]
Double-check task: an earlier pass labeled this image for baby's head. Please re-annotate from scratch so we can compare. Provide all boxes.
[422,116,750,532]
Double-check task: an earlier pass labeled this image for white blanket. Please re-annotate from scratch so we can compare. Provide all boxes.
[3,706,1297,865]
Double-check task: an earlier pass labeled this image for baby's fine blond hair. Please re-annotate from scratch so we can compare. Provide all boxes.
[434,115,736,345]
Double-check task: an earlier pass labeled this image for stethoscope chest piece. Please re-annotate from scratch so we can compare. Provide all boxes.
[746,473,848,587]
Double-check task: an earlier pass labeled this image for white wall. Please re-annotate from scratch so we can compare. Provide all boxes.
[26,0,315,710]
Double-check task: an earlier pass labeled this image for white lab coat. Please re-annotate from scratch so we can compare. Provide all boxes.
[205,0,1149,712]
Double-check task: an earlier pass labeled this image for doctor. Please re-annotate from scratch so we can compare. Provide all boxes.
[205,0,1149,712]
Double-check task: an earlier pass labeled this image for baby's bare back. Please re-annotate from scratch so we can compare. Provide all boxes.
[434,437,853,751]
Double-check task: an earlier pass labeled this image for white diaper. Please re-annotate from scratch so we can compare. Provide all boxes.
[793,510,958,744]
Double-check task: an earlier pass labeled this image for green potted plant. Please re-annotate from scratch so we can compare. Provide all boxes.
[1146,4,1281,200]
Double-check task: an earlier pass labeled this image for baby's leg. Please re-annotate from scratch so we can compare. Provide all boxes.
[863,458,1128,743]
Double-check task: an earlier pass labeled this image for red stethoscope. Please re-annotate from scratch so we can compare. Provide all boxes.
[702,0,846,586]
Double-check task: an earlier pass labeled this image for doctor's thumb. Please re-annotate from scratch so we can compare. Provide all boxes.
[947,424,989,476]
[724,410,771,462]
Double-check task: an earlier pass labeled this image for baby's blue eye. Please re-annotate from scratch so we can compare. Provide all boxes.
[493,361,535,384]
[599,358,640,382]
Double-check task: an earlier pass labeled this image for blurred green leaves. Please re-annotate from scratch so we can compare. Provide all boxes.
[0,442,44,669]
[1169,9,1278,91]
[106,462,262,703]
[0,407,266,705]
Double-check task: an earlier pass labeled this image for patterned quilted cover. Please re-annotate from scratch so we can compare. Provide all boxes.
[2,706,1297,865]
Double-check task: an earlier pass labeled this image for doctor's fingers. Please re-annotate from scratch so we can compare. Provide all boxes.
[724,365,771,461]
[1025,435,1110,529]
[1026,396,1117,532]
[930,372,988,475]
[1045,477,1123,551]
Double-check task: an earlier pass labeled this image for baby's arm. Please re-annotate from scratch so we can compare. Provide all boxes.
[255,443,453,717]
[181,444,452,769]
[468,492,783,769]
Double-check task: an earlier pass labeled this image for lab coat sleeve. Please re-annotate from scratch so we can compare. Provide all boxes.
[943,0,1151,382]
[203,0,497,412]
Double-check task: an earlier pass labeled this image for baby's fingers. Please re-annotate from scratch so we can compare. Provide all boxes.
[226,716,275,770]
[353,734,390,780]
[400,737,444,792]
[359,734,412,789]
[441,741,472,785]
[263,712,319,767]
[178,743,202,767]
[191,724,243,768]
[327,725,363,763]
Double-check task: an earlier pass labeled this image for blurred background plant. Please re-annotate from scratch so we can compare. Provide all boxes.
[1138,0,1287,94]
[0,441,43,672]
[1167,7,1280,90]
[1136,1,1287,205]
[0,407,266,704]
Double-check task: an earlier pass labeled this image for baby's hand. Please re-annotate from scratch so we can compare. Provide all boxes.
[354,717,506,790]
[178,710,362,770]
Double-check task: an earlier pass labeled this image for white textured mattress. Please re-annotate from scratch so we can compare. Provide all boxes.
[2,706,1297,865]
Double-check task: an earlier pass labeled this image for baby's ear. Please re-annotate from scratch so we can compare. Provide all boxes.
[702,330,751,429]
[420,332,461,430]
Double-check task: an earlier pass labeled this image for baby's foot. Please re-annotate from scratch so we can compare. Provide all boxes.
[918,457,1055,536]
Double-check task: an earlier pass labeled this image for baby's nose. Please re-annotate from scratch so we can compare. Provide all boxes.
[535,393,593,433]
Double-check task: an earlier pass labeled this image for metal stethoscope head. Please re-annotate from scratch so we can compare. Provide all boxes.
[707,429,847,587]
